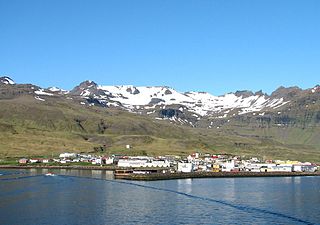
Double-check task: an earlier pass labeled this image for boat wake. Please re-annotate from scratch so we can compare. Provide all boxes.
[0,174,44,181]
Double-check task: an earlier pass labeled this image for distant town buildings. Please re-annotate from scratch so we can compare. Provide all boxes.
[18,152,319,173]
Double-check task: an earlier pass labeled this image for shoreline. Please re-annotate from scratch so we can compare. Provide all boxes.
[114,171,320,181]
[1,165,319,181]
[0,165,117,171]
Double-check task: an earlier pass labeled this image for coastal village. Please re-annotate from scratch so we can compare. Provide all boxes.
[16,151,319,176]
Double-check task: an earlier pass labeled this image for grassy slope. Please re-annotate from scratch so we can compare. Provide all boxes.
[219,116,320,162]
[0,95,319,162]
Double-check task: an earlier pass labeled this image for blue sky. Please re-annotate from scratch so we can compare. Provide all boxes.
[0,0,319,95]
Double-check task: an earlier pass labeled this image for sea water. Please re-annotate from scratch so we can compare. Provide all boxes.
[0,169,319,225]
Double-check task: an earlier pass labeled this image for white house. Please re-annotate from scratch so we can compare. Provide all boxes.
[41,159,50,163]
[293,164,318,172]
[244,163,276,172]
[29,159,40,163]
[271,164,293,172]
[118,158,149,167]
[177,162,193,173]
[221,160,235,172]
[147,160,170,167]
[59,153,76,158]
[92,158,102,165]
[104,157,114,165]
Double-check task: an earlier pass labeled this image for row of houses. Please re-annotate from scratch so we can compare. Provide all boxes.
[18,152,318,174]
[18,154,172,168]
[117,156,170,168]
[176,153,318,173]
[18,153,114,165]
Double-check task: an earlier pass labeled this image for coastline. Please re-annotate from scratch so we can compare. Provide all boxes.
[0,164,117,171]
[114,171,320,181]
[1,165,319,181]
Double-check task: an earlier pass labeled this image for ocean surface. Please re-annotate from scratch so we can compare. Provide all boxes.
[0,169,319,225]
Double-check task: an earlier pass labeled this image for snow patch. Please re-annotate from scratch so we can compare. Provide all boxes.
[80,90,91,97]
[35,96,45,101]
[35,89,54,96]
[78,83,291,117]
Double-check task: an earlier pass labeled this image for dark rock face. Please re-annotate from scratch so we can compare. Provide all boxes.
[271,86,302,99]
[234,90,254,98]
[159,108,183,118]
[126,88,132,93]
[86,97,107,107]
[69,80,98,95]
[133,89,140,95]
[164,89,172,95]
[126,87,140,95]
[255,90,265,96]
[149,98,165,105]
[69,80,110,98]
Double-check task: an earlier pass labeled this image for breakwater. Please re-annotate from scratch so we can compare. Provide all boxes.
[114,171,320,181]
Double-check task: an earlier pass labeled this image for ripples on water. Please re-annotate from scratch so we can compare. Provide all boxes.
[0,169,319,225]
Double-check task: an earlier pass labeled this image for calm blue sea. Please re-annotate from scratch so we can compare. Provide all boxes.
[0,169,319,225]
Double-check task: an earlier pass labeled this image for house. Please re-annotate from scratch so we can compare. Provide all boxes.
[118,158,149,168]
[19,158,28,164]
[59,153,76,158]
[147,159,170,167]
[177,162,193,172]
[271,164,293,172]
[212,164,220,172]
[244,163,276,172]
[102,157,114,165]
[293,164,318,172]
[198,165,207,171]
[260,166,273,172]
[41,159,50,163]
[92,158,102,165]
[221,160,235,172]
[29,159,40,163]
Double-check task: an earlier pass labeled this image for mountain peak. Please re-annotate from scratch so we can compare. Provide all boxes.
[271,86,302,99]
[234,90,254,98]
[254,90,265,96]
[81,80,97,87]
[69,80,99,96]
[0,76,15,85]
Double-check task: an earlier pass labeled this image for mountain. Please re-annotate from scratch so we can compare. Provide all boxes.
[0,76,319,162]
[64,80,289,120]
[0,76,15,85]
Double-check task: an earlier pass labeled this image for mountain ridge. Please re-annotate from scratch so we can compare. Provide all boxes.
[2,75,320,124]
[1,75,320,162]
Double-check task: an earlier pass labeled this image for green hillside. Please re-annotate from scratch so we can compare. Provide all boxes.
[0,94,319,162]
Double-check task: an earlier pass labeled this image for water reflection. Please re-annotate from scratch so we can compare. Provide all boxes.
[177,178,192,193]
[14,168,116,180]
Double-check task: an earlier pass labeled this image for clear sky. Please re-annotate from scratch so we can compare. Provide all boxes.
[0,0,319,95]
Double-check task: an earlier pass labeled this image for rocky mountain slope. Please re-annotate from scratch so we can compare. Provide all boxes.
[0,76,319,162]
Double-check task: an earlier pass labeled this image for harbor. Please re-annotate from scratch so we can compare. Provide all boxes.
[113,170,320,181]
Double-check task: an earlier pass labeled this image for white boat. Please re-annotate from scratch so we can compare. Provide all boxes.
[45,172,56,177]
